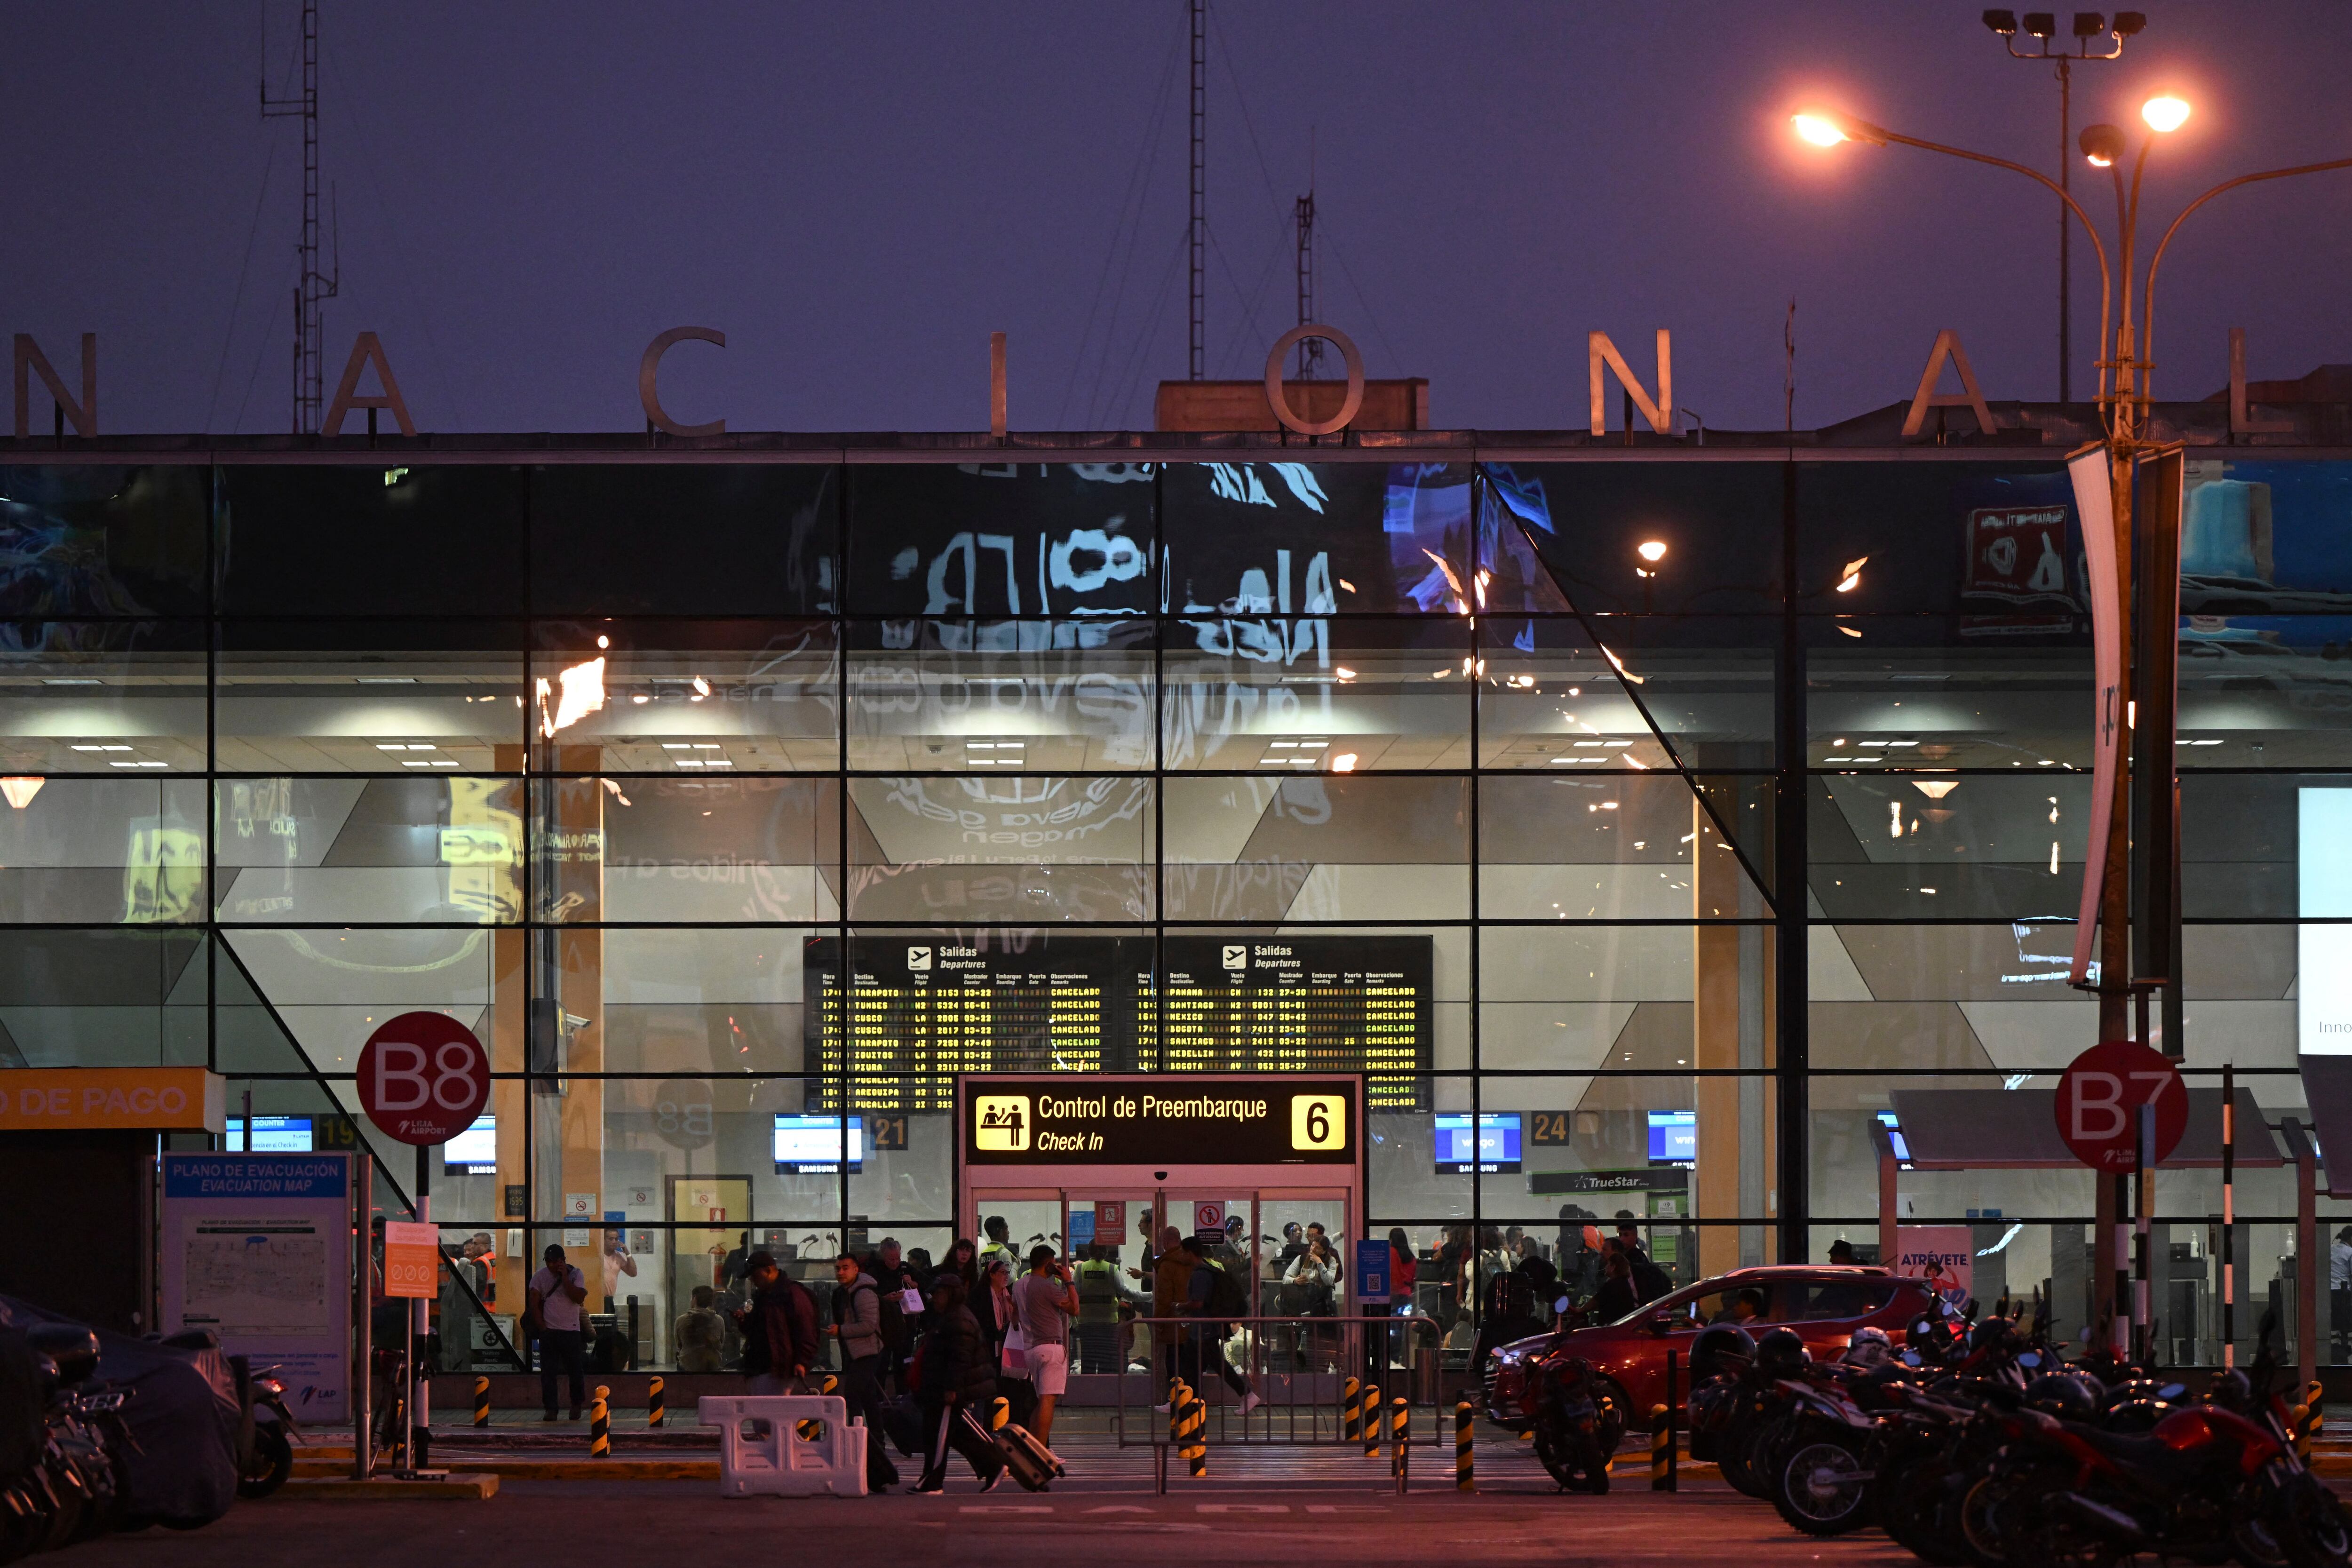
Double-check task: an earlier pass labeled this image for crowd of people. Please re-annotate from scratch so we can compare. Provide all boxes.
[509,1204,1695,1496]
[625,1216,1279,1495]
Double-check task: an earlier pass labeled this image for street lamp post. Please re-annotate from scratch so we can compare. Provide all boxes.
[1794,95,2351,1350]
[1980,9,2147,403]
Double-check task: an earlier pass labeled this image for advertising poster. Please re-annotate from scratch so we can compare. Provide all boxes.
[159,1153,351,1423]
[1893,1225,1975,1315]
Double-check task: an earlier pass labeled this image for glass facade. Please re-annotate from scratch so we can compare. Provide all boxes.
[0,449,2340,1372]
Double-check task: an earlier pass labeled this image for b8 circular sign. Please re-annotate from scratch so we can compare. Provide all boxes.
[358,1011,490,1146]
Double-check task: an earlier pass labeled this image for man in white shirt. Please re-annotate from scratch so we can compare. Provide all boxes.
[528,1243,589,1420]
[602,1227,638,1301]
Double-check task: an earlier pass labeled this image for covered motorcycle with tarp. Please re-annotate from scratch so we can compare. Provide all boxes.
[0,1295,238,1533]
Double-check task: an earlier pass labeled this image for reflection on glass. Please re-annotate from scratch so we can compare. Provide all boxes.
[217,624,524,773]
[531,621,838,773]
[1162,618,1468,771]
[0,623,206,774]
[847,619,1152,772]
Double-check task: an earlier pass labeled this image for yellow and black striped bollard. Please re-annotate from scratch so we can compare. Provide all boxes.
[1182,1391,1207,1479]
[1389,1397,1409,1492]
[2296,1379,2324,1460]
[1362,1383,1382,1458]
[646,1375,664,1429]
[798,1374,841,1441]
[1454,1398,1474,1493]
[588,1385,610,1457]
[1168,1377,1191,1457]
[1342,1376,1361,1444]
[1649,1404,1672,1490]
[472,1375,490,1428]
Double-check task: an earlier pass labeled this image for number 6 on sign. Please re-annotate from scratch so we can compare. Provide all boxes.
[1291,1093,1346,1152]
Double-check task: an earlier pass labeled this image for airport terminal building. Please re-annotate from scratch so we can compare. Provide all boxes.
[0,386,2347,1375]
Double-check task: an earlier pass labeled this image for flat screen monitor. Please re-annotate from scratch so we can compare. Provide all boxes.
[774,1114,863,1174]
[1876,1109,1912,1165]
[1433,1112,1522,1175]
[224,1115,312,1153]
[443,1114,496,1174]
[1646,1110,1696,1164]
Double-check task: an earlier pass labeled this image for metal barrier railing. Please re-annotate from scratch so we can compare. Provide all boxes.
[1102,1314,1446,1451]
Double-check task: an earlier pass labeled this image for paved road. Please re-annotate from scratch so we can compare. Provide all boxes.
[75,1480,1919,1567]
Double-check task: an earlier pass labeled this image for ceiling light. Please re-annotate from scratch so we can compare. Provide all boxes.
[1913,780,1959,800]
[41,677,100,687]
[1334,666,1357,680]
[356,677,418,685]
[1330,753,1358,772]
[0,778,42,809]
[691,676,711,696]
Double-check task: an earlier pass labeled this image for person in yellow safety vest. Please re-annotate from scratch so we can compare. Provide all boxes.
[978,1215,1018,1274]
[1075,1246,1123,1373]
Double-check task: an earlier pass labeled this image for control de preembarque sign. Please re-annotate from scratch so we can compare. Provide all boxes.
[962,1073,1358,1167]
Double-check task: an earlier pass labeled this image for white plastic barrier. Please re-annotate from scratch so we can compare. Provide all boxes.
[698,1394,869,1497]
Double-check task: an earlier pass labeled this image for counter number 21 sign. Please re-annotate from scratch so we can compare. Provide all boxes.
[1290,1093,1347,1152]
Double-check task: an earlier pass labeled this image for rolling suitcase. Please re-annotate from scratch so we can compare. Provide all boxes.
[960,1409,1065,1491]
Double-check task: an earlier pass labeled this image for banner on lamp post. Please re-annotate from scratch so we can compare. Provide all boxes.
[2068,444,2122,988]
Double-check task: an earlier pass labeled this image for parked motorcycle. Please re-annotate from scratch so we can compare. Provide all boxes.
[1967,1356,2348,1568]
[1517,1346,1624,1493]
[0,1324,133,1564]
[232,1361,295,1500]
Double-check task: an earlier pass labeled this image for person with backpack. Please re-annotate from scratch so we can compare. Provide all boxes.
[735,1251,818,1394]
[866,1237,918,1389]
[909,1273,1006,1494]
[826,1252,899,1490]
[1178,1234,1260,1412]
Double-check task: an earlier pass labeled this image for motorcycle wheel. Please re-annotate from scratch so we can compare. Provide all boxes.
[1879,1457,1971,1567]
[1532,1424,1612,1495]
[1960,1473,2026,1568]
[2260,1469,2352,1568]
[238,1423,293,1500]
[2234,1514,2292,1568]
[1736,1409,1797,1503]
[1772,1438,1873,1536]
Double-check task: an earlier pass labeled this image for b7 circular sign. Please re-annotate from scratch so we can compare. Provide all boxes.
[358,1012,490,1146]
[2053,1038,2187,1172]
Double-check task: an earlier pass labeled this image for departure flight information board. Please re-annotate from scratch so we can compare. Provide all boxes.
[1149,938,1429,1108]
[806,936,1430,1111]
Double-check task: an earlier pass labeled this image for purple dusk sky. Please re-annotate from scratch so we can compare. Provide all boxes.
[5,1,2348,436]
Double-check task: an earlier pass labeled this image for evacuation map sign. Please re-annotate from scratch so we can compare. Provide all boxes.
[159,1153,352,1423]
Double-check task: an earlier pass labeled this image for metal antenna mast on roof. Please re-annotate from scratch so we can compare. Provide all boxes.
[1188,0,1205,381]
[262,0,340,434]
[1294,131,1320,380]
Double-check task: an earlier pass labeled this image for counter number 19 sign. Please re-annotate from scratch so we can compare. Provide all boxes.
[358,1011,490,1146]
[2053,1039,2187,1173]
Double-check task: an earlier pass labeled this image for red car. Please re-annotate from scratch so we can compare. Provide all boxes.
[1482,1266,1938,1428]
